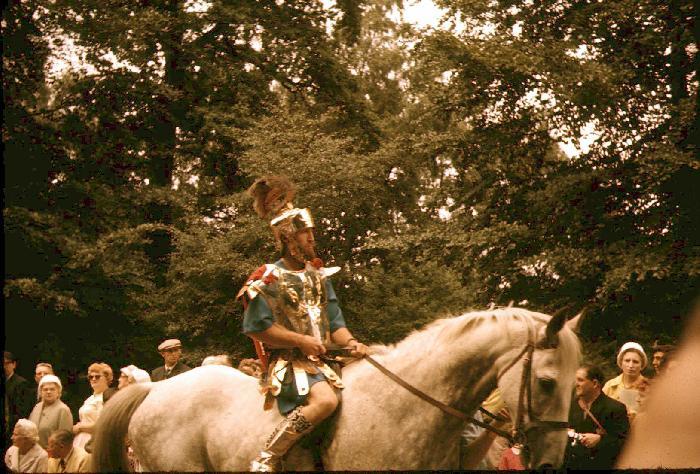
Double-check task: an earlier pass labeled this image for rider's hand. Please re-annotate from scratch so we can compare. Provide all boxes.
[347,340,368,357]
[298,335,326,356]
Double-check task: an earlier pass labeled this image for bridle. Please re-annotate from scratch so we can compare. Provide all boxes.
[362,319,570,464]
[499,321,570,465]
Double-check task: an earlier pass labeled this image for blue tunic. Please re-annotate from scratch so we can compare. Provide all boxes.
[243,259,347,414]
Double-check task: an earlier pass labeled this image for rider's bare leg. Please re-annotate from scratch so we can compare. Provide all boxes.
[299,380,339,424]
[251,382,339,472]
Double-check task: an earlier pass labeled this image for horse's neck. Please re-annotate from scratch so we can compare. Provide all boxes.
[369,316,519,414]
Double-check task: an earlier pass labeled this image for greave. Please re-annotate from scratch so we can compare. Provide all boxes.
[251,406,314,472]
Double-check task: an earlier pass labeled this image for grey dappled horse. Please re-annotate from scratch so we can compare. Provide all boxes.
[91,308,581,471]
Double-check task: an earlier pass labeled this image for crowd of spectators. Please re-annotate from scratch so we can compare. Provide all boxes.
[459,338,678,470]
[3,340,261,473]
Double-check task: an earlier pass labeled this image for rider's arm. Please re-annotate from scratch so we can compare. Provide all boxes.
[331,327,368,356]
[248,323,325,354]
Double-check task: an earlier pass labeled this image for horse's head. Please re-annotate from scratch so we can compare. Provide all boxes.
[495,310,582,469]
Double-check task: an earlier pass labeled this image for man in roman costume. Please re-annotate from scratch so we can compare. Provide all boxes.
[237,176,367,472]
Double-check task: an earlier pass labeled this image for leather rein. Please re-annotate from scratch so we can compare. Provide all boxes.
[361,322,570,448]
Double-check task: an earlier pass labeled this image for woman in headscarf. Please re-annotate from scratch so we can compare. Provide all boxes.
[603,342,649,419]
[27,375,73,449]
[118,365,151,389]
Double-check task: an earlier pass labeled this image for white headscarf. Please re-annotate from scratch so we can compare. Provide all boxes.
[38,374,62,391]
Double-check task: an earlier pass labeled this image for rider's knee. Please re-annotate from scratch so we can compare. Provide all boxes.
[310,385,339,416]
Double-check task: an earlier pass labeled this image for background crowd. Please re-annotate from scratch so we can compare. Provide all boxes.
[459,339,677,470]
[3,338,262,473]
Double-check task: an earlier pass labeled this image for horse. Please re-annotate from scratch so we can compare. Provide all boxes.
[91,307,581,471]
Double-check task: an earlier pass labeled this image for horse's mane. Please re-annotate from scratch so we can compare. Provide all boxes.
[369,307,580,374]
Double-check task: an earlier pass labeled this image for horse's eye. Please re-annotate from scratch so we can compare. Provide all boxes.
[539,378,556,392]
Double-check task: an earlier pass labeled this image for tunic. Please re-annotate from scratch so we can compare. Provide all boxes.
[28,400,74,448]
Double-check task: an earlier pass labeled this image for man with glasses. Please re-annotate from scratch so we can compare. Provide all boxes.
[151,339,192,382]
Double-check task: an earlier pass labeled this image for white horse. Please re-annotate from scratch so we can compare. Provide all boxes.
[91,308,581,471]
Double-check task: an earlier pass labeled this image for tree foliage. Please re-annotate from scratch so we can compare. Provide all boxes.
[4,0,697,390]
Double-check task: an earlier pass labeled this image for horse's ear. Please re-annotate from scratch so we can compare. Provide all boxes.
[565,311,585,334]
[543,310,567,347]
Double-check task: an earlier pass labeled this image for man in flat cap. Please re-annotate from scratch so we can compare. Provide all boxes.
[150,339,192,382]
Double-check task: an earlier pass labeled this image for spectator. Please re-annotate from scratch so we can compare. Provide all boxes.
[617,306,700,468]
[202,354,233,367]
[461,408,513,469]
[498,443,525,470]
[72,363,115,450]
[650,343,675,376]
[460,388,510,469]
[657,348,679,375]
[4,352,34,449]
[151,339,192,381]
[117,365,151,389]
[116,365,150,472]
[237,358,262,378]
[565,364,629,469]
[46,430,89,473]
[27,375,73,449]
[4,419,48,473]
[602,342,649,418]
[33,363,54,402]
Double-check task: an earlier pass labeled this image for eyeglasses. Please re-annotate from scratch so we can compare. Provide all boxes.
[87,374,102,380]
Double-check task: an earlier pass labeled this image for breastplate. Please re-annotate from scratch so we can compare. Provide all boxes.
[260,267,331,345]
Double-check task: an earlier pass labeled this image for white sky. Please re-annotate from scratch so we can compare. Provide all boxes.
[403,0,446,28]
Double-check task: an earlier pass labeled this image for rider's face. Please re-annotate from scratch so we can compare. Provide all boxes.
[291,228,317,261]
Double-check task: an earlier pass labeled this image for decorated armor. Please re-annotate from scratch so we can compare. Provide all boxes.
[239,261,345,407]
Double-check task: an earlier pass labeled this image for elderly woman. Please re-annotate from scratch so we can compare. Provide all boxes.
[603,342,649,418]
[72,362,115,449]
[27,375,73,449]
[118,364,151,389]
[4,419,48,473]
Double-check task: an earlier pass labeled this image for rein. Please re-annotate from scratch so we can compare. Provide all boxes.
[362,321,570,455]
[364,355,514,440]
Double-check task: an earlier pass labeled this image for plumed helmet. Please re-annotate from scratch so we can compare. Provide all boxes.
[247,176,314,249]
